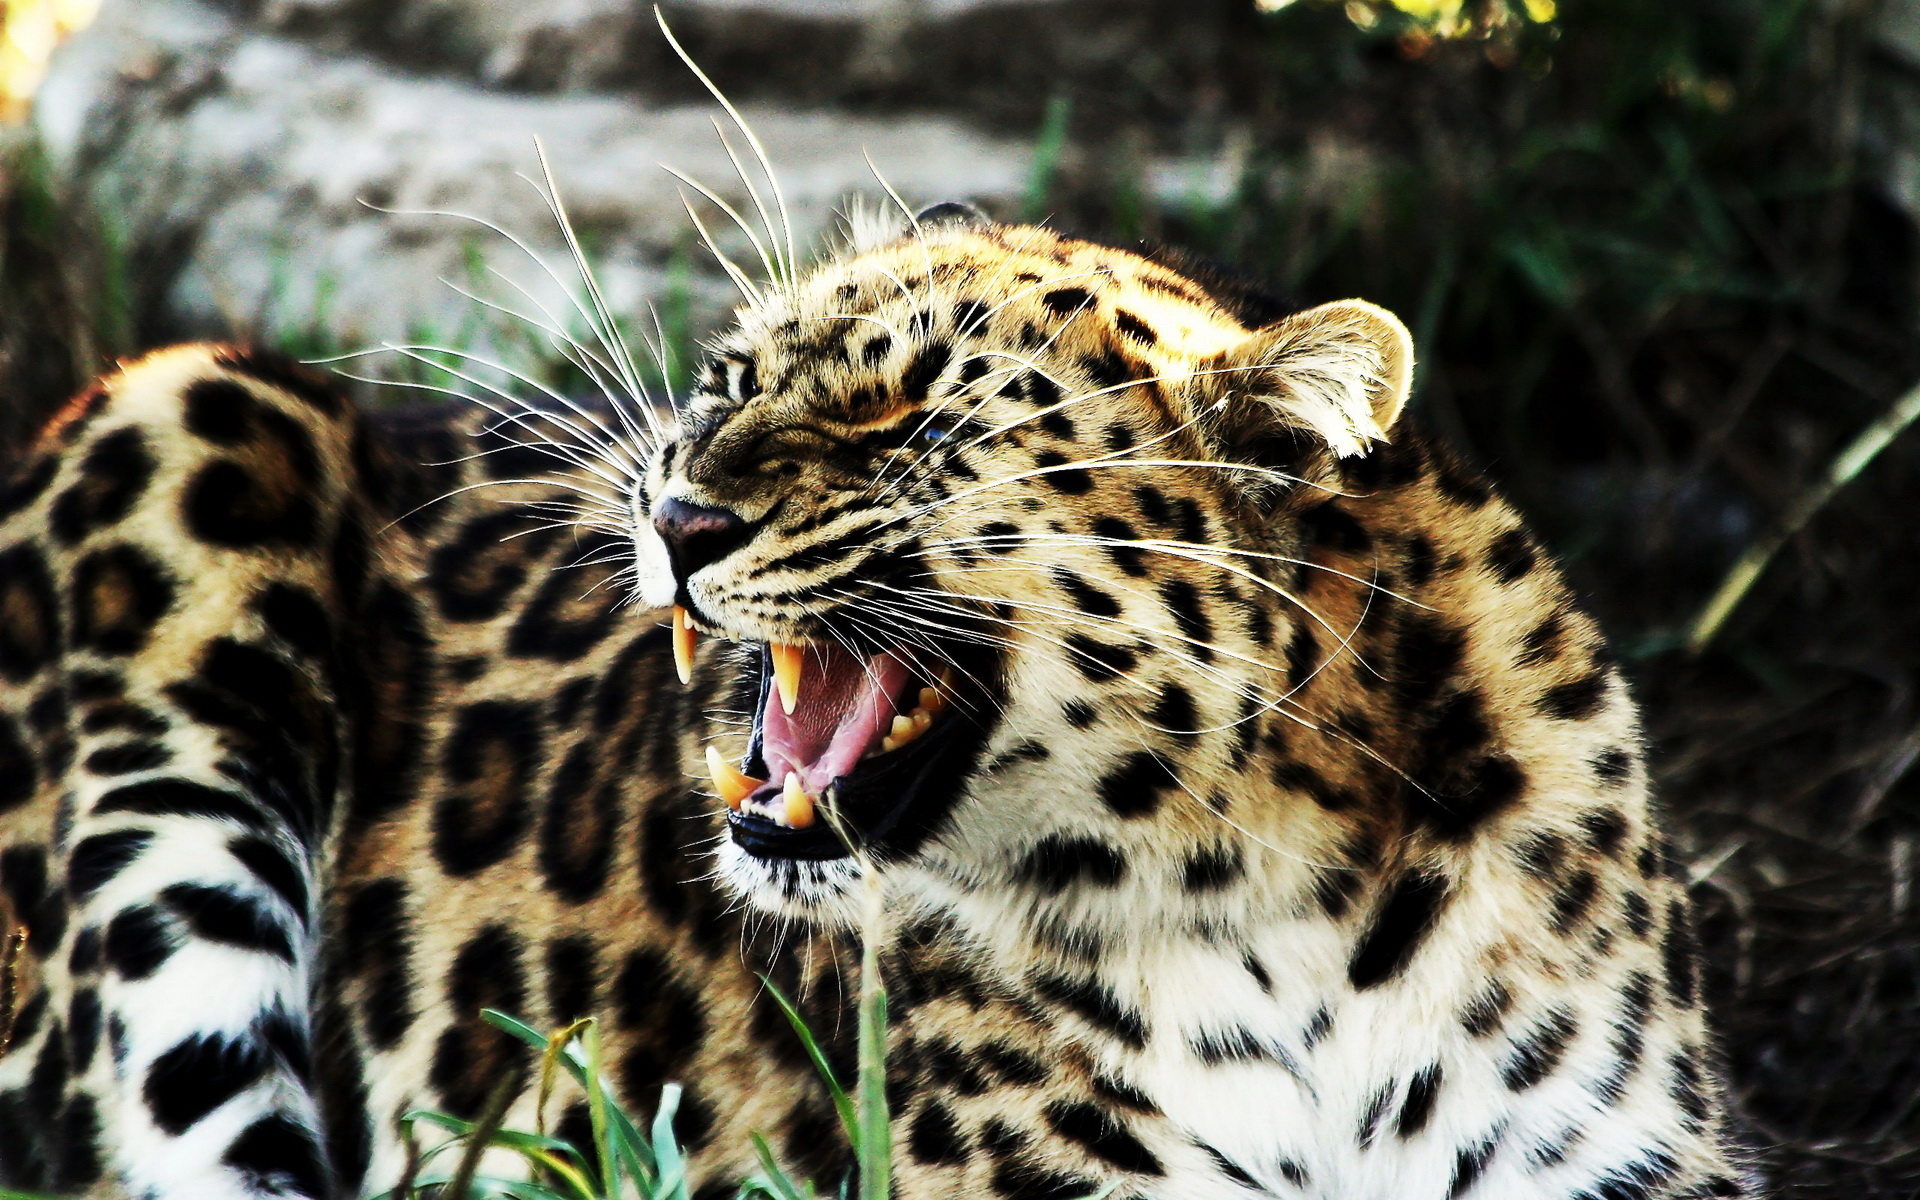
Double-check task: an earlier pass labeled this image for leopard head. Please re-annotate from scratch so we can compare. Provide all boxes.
[628,211,1413,921]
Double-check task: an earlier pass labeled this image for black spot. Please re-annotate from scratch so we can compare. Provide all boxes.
[1396,1064,1443,1137]
[182,378,267,444]
[1031,972,1148,1048]
[341,878,414,1049]
[1181,843,1244,892]
[537,745,617,903]
[952,298,990,334]
[0,453,57,522]
[861,333,893,366]
[1462,981,1513,1038]
[144,1030,272,1134]
[1063,634,1137,682]
[66,829,153,903]
[0,712,34,812]
[1662,901,1699,1007]
[162,883,294,962]
[1042,287,1094,316]
[1402,534,1437,587]
[69,926,101,974]
[1567,1150,1680,1200]
[1159,579,1214,661]
[979,1041,1048,1086]
[430,926,531,1117]
[1432,454,1494,509]
[255,583,332,659]
[1549,870,1600,934]
[54,1093,103,1188]
[1593,747,1634,786]
[506,533,624,660]
[223,1112,329,1198]
[900,342,949,403]
[1062,700,1097,729]
[182,430,320,549]
[68,543,176,657]
[1299,501,1371,553]
[1097,751,1179,819]
[1037,409,1077,439]
[909,1100,970,1165]
[1580,808,1630,856]
[1485,528,1536,583]
[1446,1128,1502,1198]
[1518,611,1566,666]
[1348,871,1452,989]
[426,510,559,622]
[1147,682,1197,738]
[0,543,61,682]
[1113,309,1158,347]
[1043,1100,1163,1175]
[50,428,154,545]
[212,839,304,929]
[1357,1083,1391,1148]
[1015,836,1127,893]
[1052,569,1120,618]
[0,845,66,956]
[1593,972,1654,1104]
[65,987,101,1074]
[103,904,176,979]
[611,947,707,1105]
[1285,623,1321,684]
[1091,516,1147,576]
[83,740,172,775]
[1622,891,1652,938]
[1080,349,1139,391]
[1503,1009,1579,1090]
[1539,672,1609,721]
[1033,449,1093,494]
[432,700,541,876]
[545,935,598,1024]
[1395,616,1467,710]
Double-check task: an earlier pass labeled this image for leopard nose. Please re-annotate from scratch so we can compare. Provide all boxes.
[651,496,752,582]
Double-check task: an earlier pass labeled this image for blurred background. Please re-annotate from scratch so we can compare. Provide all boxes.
[2,0,1919,1193]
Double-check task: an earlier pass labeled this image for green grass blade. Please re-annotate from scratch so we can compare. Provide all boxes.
[854,942,889,1200]
[756,975,858,1145]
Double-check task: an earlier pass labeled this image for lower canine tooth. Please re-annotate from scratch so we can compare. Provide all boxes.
[781,772,815,829]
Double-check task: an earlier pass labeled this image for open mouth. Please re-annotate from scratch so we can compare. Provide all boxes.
[677,608,994,861]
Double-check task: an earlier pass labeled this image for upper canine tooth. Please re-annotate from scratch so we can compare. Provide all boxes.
[781,771,815,829]
[705,744,764,810]
[770,643,804,715]
[672,606,697,685]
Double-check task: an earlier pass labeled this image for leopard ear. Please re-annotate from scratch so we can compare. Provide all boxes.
[1195,299,1413,463]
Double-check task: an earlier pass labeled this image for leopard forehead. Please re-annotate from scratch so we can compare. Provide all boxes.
[685,223,1253,431]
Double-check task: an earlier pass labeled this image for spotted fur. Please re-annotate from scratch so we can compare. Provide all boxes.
[0,211,1753,1199]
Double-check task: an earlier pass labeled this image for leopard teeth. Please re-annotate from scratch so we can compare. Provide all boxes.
[706,744,763,810]
[780,772,815,829]
[770,643,803,714]
[672,607,697,685]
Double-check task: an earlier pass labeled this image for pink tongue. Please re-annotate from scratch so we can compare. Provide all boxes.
[762,645,912,794]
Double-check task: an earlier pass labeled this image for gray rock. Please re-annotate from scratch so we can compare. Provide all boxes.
[36,0,1034,383]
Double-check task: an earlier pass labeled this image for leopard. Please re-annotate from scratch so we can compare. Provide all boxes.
[0,202,1757,1200]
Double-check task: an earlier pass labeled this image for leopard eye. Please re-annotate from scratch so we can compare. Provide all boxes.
[919,422,950,446]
